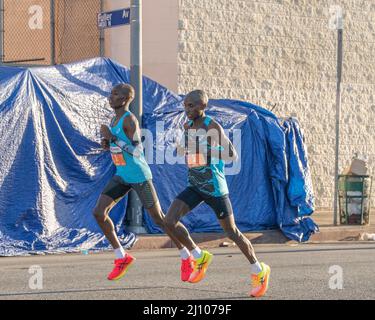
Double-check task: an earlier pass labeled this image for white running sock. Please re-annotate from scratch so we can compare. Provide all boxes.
[180,247,191,260]
[114,247,126,259]
[251,261,263,274]
[191,247,202,259]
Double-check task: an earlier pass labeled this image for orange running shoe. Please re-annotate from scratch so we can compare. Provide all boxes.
[107,254,135,281]
[189,250,213,283]
[250,262,271,297]
[181,256,194,282]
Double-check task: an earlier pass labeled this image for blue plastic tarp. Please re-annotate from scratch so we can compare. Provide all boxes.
[0,58,318,256]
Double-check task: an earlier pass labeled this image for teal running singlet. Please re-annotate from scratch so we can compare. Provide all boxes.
[109,111,152,183]
[185,116,229,197]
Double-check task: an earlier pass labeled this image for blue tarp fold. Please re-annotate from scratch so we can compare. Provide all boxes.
[0,58,318,256]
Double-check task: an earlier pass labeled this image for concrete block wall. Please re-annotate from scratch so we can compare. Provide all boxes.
[177,0,375,211]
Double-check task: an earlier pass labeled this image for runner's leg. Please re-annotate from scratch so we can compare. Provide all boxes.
[131,180,187,250]
[165,188,203,251]
[93,176,131,250]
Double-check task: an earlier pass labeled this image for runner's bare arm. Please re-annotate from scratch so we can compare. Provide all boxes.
[175,123,188,157]
[122,114,141,144]
[176,122,190,156]
[119,113,142,157]
[208,121,238,162]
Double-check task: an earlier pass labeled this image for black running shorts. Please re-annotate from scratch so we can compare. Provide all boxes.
[102,175,158,209]
[176,187,233,220]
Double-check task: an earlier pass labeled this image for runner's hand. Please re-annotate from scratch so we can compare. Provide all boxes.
[100,125,113,141]
[101,138,110,151]
[176,144,186,156]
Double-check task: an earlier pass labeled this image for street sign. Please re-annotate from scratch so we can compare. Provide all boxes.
[97,8,130,29]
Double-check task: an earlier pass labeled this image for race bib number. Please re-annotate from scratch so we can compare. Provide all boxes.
[110,146,126,166]
[186,153,207,168]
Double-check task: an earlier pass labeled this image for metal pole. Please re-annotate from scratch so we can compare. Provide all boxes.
[99,0,105,57]
[50,0,56,65]
[130,0,142,122]
[125,0,147,234]
[333,24,343,226]
[0,0,4,64]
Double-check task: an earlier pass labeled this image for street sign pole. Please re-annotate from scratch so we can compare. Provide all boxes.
[99,0,105,57]
[125,0,147,234]
[333,17,344,226]
[130,0,142,124]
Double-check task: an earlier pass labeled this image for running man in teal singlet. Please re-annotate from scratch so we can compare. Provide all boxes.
[165,90,271,297]
[94,84,189,281]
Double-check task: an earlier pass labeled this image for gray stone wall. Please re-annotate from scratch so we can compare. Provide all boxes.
[178,0,375,210]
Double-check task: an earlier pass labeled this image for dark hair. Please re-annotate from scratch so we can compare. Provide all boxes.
[114,83,135,99]
[185,89,209,105]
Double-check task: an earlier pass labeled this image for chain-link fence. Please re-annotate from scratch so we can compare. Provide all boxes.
[0,0,102,66]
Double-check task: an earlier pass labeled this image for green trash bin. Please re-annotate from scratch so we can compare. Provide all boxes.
[338,175,372,225]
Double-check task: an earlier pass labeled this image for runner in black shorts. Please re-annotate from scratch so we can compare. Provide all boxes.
[93,84,189,281]
[102,175,159,210]
[165,90,271,297]
[176,187,233,220]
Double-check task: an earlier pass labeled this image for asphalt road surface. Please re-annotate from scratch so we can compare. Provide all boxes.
[0,243,374,300]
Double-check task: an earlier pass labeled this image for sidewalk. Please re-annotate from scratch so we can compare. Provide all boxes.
[132,225,375,250]
[131,210,375,250]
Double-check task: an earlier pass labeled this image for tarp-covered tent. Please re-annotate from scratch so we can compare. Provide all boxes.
[0,58,318,256]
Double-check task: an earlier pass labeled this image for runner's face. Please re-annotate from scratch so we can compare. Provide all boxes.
[184,98,205,120]
[108,88,126,109]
